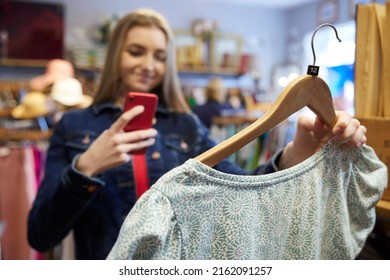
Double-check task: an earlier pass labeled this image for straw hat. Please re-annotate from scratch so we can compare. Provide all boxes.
[50,78,93,108]
[11,92,50,119]
[29,59,75,91]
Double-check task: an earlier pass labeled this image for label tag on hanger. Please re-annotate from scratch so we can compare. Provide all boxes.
[307,65,320,76]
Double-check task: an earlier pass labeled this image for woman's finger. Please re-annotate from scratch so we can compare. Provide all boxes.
[117,138,156,154]
[115,128,157,144]
[332,111,352,135]
[110,106,145,132]
[332,118,361,143]
[340,125,367,149]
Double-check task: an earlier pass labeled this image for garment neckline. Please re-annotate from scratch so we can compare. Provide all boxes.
[186,141,345,187]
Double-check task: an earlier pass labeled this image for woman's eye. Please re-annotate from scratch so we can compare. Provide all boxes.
[128,49,143,56]
[126,46,166,61]
[155,52,167,62]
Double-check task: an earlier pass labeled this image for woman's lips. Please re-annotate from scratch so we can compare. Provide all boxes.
[137,74,153,83]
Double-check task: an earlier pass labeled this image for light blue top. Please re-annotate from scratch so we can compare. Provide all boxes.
[107,142,388,260]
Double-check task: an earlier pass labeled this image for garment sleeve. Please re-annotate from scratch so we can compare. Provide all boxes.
[107,189,181,260]
[27,117,105,252]
[317,143,387,259]
[345,144,388,254]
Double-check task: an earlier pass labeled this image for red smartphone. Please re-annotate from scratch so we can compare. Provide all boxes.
[123,92,158,154]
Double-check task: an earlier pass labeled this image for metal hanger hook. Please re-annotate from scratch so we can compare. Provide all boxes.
[311,23,342,66]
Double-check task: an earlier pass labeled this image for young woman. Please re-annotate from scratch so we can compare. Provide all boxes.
[28,9,366,260]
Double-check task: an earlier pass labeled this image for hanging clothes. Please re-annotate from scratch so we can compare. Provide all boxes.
[0,142,49,260]
[107,141,387,260]
[0,146,36,259]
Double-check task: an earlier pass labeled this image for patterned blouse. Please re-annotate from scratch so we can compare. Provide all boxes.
[107,142,388,260]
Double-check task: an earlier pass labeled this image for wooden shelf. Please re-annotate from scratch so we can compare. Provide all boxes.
[175,30,247,77]
[0,109,13,118]
[0,58,103,73]
[0,128,51,142]
[377,200,390,220]
[75,65,102,72]
[0,58,50,68]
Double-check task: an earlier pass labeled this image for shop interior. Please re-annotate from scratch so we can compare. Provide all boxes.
[0,0,389,260]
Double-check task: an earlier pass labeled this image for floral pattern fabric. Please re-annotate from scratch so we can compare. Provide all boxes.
[107,142,388,260]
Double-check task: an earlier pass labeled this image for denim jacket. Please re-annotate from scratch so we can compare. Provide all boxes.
[28,102,279,259]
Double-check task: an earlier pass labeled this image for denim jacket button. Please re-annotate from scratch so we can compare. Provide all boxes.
[83,185,97,192]
[151,151,161,160]
[81,134,91,144]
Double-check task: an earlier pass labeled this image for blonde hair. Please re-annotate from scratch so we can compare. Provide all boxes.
[206,77,224,103]
[93,8,190,113]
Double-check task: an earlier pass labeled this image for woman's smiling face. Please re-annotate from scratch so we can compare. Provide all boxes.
[120,26,167,93]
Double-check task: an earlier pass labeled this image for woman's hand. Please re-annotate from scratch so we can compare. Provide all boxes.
[76,106,157,177]
[278,111,367,170]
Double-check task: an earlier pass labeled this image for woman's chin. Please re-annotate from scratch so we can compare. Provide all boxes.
[129,84,153,93]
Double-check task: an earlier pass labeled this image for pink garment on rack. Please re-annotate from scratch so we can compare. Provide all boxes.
[0,146,36,259]
[31,145,47,260]
[32,147,41,190]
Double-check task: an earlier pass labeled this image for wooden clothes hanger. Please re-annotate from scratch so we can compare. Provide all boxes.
[196,24,341,167]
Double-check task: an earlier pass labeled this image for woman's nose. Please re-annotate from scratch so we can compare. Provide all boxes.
[141,55,155,70]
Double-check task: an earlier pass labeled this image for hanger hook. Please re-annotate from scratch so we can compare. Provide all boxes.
[311,23,342,66]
